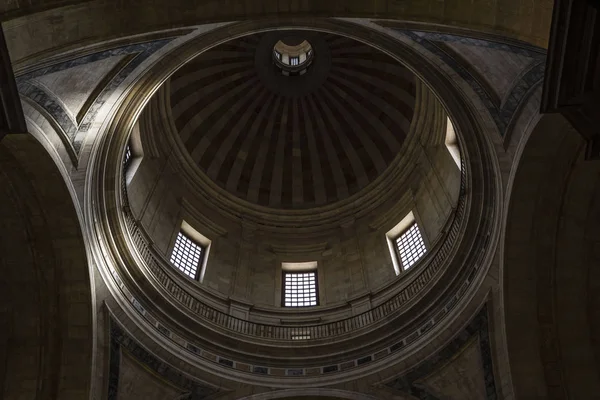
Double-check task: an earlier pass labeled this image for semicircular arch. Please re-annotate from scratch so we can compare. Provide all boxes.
[503,113,600,398]
[0,135,93,399]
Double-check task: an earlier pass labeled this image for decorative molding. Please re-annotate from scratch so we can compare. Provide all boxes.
[270,241,329,255]
[13,28,196,75]
[16,39,172,155]
[370,20,547,53]
[385,304,497,399]
[20,97,79,165]
[181,197,228,237]
[367,189,413,230]
[75,54,136,124]
[339,217,356,229]
[18,80,79,148]
[396,29,545,137]
[108,192,490,381]
[238,388,381,400]
[107,311,220,400]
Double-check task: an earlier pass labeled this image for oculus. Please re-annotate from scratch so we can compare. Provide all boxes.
[273,39,314,76]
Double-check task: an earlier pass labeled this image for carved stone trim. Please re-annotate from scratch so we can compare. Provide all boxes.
[384,304,497,399]
[107,312,220,400]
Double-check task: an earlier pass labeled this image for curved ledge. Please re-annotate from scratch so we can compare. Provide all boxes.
[272,38,314,75]
[120,159,466,341]
[85,18,502,380]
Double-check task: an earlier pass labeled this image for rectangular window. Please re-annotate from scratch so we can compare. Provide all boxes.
[445,117,461,168]
[274,50,281,60]
[170,231,204,279]
[395,223,427,270]
[290,56,299,66]
[123,144,132,168]
[291,328,311,340]
[283,270,318,307]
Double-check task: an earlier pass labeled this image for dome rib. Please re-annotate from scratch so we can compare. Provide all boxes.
[318,85,386,175]
[328,72,414,128]
[178,77,260,146]
[299,96,328,204]
[172,67,255,120]
[191,80,263,162]
[317,88,369,190]
[306,92,350,201]
[206,87,271,183]
[268,98,289,206]
[252,96,284,205]
[168,32,417,209]
[226,91,277,194]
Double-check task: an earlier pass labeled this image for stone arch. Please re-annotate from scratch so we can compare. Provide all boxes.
[88,18,499,383]
[0,135,93,399]
[503,113,600,399]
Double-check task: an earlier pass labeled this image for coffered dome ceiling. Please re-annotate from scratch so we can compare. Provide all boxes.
[169,31,417,209]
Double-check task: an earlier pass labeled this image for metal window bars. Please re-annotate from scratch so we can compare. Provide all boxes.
[120,157,468,341]
[170,232,203,279]
[395,223,427,270]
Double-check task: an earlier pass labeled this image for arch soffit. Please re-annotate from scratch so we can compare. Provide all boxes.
[0,134,94,399]
[502,113,600,398]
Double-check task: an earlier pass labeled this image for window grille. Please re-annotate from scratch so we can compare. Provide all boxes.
[170,231,204,279]
[291,329,311,340]
[123,144,132,168]
[290,56,299,66]
[283,271,318,307]
[395,223,426,270]
[445,117,461,168]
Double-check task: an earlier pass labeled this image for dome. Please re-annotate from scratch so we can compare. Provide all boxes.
[169,31,416,209]
[7,2,600,399]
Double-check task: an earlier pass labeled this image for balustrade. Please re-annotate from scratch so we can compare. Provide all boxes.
[118,159,467,341]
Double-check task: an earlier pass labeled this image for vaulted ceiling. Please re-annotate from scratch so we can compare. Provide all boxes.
[169,32,416,209]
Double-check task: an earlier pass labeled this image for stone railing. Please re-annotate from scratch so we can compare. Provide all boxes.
[120,159,467,341]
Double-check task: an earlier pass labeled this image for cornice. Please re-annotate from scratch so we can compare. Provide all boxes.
[180,197,228,237]
[83,17,503,385]
[157,75,441,232]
